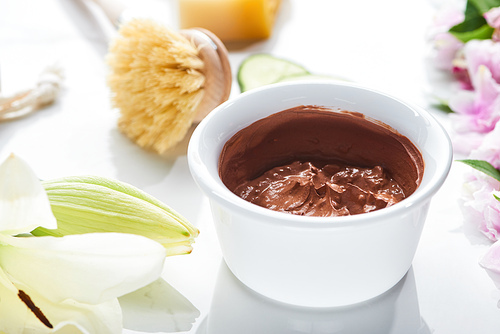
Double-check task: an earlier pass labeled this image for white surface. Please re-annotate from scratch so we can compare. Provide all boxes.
[1,0,500,333]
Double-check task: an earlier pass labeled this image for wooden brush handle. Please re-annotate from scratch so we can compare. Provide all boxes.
[181,28,232,123]
[91,0,127,27]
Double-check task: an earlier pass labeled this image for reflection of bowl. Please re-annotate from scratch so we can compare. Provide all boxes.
[188,81,452,307]
[201,261,427,334]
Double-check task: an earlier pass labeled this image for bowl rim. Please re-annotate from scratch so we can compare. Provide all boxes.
[187,80,453,229]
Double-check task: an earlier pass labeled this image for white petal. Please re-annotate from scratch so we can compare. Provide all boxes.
[0,233,166,305]
[0,265,17,293]
[0,154,57,234]
[0,279,122,334]
[43,296,122,334]
[0,279,28,334]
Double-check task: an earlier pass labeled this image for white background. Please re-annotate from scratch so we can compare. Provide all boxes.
[1,0,500,333]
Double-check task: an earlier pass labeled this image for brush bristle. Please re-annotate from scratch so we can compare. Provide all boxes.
[106,19,205,154]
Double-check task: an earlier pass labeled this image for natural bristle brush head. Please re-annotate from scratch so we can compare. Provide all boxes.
[106,18,231,154]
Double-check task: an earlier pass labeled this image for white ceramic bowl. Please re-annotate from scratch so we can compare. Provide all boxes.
[187,81,452,307]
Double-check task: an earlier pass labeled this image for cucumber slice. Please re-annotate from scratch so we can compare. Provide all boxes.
[237,54,310,92]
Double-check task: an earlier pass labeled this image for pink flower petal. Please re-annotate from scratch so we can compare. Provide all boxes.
[480,240,500,289]
[428,6,465,71]
[449,65,500,137]
[469,122,500,169]
[484,7,500,29]
[464,40,500,85]
[460,170,500,242]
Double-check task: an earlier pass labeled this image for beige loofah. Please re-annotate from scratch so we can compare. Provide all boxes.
[107,19,206,154]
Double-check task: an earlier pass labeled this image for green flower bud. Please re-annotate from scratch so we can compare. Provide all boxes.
[32,176,199,256]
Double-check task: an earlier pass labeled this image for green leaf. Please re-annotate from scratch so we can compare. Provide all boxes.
[430,95,454,113]
[431,103,454,113]
[472,0,500,14]
[448,0,498,43]
[450,24,494,43]
[494,193,500,201]
[458,159,500,182]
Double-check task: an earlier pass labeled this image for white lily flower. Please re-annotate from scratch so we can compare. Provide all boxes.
[0,154,167,333]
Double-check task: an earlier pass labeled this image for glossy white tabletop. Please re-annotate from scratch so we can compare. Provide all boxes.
[1,0,499,333]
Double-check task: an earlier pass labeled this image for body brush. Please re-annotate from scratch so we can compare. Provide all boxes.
[95,0,232,154]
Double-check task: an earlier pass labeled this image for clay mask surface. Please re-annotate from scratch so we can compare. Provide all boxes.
[218,105,424,217]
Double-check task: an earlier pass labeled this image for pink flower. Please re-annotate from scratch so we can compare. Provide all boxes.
[463,40,500,85]
[449,64,500,152]
[449,130,485,155]
[435,34,465,72]
[460,123,500,242]
[469,120,500,168]
[460,170,500,242]
[429,6,465,71]
[452,39,500,91]
[484,6,500,42]
[480,238,500,290]
[452,55,473,90]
